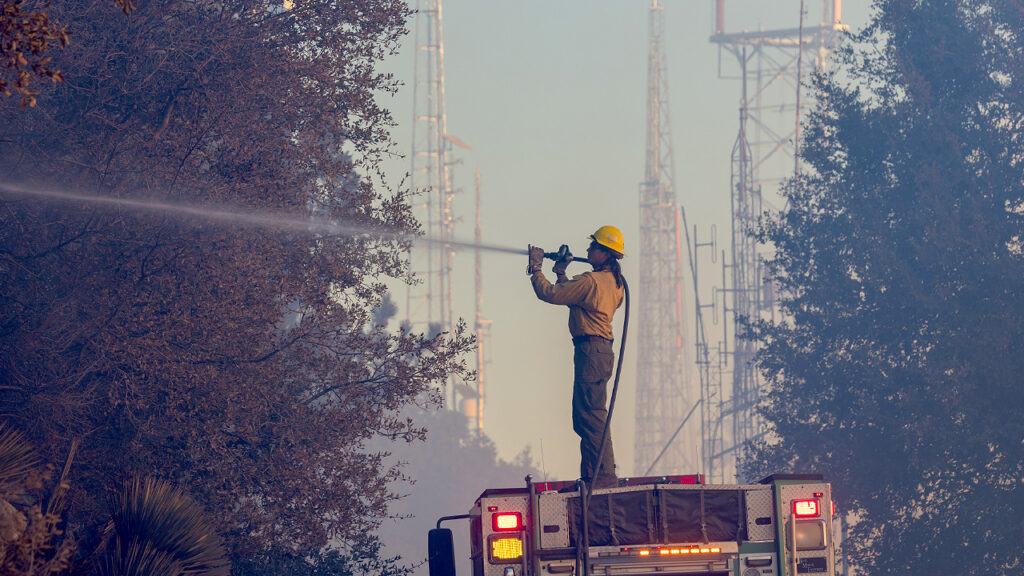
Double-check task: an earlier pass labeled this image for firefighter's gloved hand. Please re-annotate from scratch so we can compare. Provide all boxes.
[552,247,573,276]
[527,245,545,275]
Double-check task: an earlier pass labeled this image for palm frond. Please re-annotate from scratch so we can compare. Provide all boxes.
[98,538,185,576]
[0,422,43,497]
[100,477,230,576]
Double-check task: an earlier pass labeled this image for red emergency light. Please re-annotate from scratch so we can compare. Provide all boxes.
[792,499,819,518]
[492,512,522,531]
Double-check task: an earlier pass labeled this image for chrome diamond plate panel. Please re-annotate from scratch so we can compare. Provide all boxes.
[537,492,570,549]
[780,483,835,576]
[745,487,776,541]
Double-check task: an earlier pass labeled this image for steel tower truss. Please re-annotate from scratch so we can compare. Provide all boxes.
[409,0,453,331]
[635,0,694,476]
[472,169,491,437]
[702,2,846,481]
[721,107,764,481]
[682,209,727,485]
[409,0,475,418]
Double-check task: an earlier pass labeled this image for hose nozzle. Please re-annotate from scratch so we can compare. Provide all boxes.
[544,244,588,263]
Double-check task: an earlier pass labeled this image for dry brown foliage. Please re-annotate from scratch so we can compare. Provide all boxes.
[0,425,77,576]
[0,0,473,563]
[0,0,70,107]
[0,1,132,107]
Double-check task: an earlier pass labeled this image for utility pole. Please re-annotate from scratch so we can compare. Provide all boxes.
[635,0,694,476]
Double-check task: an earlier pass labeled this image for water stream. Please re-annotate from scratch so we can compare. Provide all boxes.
[0,182,528,257]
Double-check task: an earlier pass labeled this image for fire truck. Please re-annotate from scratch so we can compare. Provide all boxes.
[428,474,836,576]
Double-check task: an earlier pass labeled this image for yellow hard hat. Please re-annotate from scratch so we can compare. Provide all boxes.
[589,225,625,258]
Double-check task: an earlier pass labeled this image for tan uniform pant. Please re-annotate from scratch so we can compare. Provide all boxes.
[572,338,617,487]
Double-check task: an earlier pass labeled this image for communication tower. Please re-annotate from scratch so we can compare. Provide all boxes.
[700,0,847,482]
[635,0,694,476]
[408,0,479,426]
[473,169,491,437]
[408,0,452,331]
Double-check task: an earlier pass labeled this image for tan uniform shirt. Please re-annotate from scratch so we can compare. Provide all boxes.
[531,268,624,341]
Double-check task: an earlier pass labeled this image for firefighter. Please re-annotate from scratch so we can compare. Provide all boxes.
[527,226,625,489]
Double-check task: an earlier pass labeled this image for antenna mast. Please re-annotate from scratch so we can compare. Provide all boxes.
[473,169,490,437]
[635,0,694,476]
[702,0,846,482]
[409,0,471,417]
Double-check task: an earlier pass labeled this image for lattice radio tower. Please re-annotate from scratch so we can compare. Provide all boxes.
[699,0,847,482]
[635,0,695,477]
[408,0,478,423]
[472,169,491,437]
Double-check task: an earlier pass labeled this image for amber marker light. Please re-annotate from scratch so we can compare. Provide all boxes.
[490,537,523,561]
[634,546,723,557]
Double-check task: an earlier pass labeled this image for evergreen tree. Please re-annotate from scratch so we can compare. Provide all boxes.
[750,1,1023,574]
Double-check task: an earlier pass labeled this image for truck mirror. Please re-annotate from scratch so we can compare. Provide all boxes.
[428,528,457,576]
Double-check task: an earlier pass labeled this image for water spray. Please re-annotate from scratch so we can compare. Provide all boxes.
[0,182,591,263]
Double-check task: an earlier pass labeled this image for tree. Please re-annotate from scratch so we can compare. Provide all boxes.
[0,0,132,107]
[0,0,474,569]
[748,1,1024,575]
